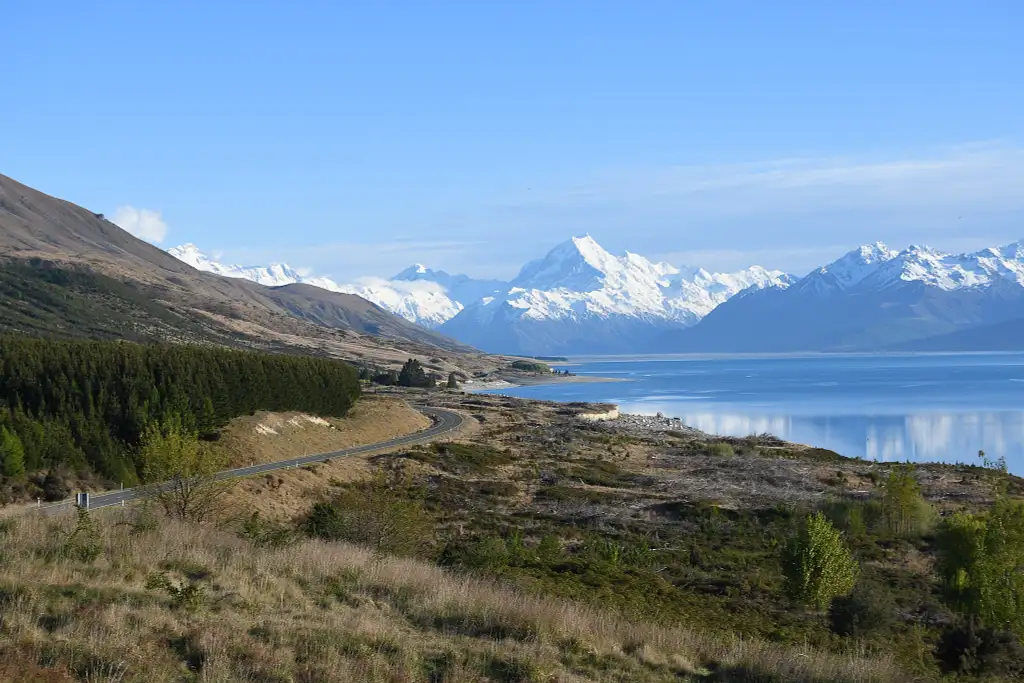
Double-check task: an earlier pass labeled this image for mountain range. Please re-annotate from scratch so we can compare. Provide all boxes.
[672,240,1024,353]
[170,235,1024,354]
[168,236,791,354]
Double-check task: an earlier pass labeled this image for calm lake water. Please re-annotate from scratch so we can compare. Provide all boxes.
[483,353,1024,475]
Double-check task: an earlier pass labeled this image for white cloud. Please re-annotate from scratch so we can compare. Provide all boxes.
[111,205,168,244]
[505,142,1024,213]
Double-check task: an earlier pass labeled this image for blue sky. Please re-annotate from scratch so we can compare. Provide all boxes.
[4,1,1023,279]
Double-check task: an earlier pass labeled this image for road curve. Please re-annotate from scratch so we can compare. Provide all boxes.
[38,406,464,516]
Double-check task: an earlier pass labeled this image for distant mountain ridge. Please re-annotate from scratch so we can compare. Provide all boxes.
[673,240,1024,353]
[167,234,1024,355]
[170,235,791,353]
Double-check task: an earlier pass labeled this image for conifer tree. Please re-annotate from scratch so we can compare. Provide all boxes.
[0,426,26,478]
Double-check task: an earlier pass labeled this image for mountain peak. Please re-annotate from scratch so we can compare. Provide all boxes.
[393,263,443,281]
[513,235,622,291]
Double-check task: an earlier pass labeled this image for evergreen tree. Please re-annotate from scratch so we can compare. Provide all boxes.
[398,358,431,388]
[0,426,26,478]
[447,372,459,389]
[0,334,360,483]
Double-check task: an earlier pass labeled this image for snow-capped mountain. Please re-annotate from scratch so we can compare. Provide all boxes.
[438,235,791,354]
[168,244,305,287]
[392,264,507,305]
[167,236,792,353]
[165,244,487,328]
[674,239,1024,353]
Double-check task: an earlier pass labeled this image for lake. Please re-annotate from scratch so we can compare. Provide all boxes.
[483,353,1024,475]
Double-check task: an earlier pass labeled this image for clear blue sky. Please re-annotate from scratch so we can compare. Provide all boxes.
[4,1,1023,279]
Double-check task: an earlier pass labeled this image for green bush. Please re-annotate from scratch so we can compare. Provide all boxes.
[145,571,207,612]
[62,508,102,564]
[935,617,1024,678]
[823,499,882,540]
[304,474,433,557]
[509,360,550,373]
[0,426,25,478]
[936,501,1024,635]
[704,442,735,457]
[238,512,298,548]
[828,582,895,638]
[782,512,858,610]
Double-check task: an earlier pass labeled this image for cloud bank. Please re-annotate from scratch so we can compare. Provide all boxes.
[112,205,168,244]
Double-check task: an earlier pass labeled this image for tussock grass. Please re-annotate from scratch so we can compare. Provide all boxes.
[0,510,900,682]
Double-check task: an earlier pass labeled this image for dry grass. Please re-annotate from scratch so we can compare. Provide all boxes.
[213,397,432,468]
[0,510,900,683]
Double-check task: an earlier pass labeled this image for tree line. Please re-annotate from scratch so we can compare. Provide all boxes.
[0,335,360,486]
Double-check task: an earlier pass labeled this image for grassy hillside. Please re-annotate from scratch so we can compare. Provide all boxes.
[0,259,233,344]
[0,172,485,371]
[0,512,896,683]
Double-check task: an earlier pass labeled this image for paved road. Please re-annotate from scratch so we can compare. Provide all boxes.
[38,406,463,516]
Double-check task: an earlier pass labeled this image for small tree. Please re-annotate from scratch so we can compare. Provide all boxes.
[880,464,933,537]
[0,427,25,478]
[446,372,460,390]
[139,416,227,522]
[782,511,859,610]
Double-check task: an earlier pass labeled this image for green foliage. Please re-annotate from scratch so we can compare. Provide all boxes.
[782,512,858,610]
[879,465,934,538]
[935,617,1024,678]
[398,358,435,388]
[509,360,550,373]
[62,508,102,564]
[446,372,460,389]
[823,499,882,540]
[0,334,360,483]
[140,416,227,522]
[144,571,207,612]
[828,582,896,638]
[430,442,514,475]
[0,426,25,478]
[704,442,735,457]
[238,511,298,548]
[937,501,1024,636]
[305,474,433,557]
[372,369,400,386]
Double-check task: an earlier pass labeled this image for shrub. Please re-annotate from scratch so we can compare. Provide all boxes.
[145,571,207,612]
[823,499,882,539]
[304,474,432,557]
[935,617,1024,677]
[238,511,298,548]
[139,415,227,522]
[0,426,25,478]
[828,582,895,638]
[782,512,858,610]
[509,360,550,373]
[936,501,1024,635]
[62,507,102,563]
[704,442,735,457]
